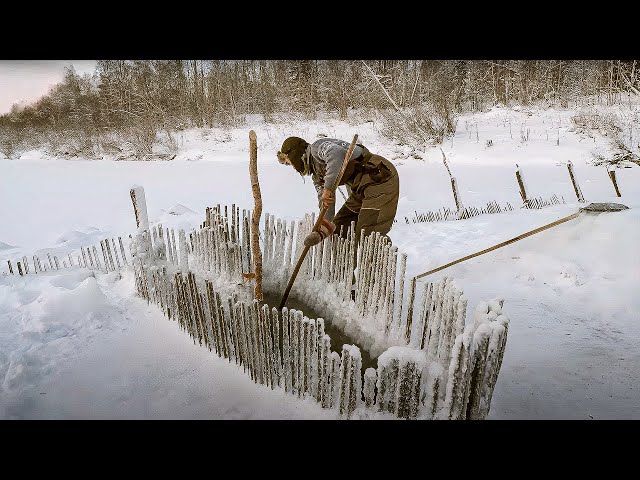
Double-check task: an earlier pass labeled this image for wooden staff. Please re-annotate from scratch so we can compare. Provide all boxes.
[279,134,359,309]
[414,210,583,280]
[249,130,263,301]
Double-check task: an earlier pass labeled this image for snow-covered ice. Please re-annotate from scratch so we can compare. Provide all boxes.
[1,106,639,419]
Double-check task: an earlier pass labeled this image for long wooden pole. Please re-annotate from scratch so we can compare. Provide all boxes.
[249,130,263,301]
[279,134,359,309]
[414,210,581,280]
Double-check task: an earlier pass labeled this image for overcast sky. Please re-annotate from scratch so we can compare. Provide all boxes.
[0,60,97,115]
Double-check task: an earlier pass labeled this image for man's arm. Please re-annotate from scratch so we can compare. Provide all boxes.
[312,172,324,200]
[312,139,362,190]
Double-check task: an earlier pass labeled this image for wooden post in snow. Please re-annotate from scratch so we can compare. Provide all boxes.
[130,185,150,231]
[440,148,462,211]
[567,160,585,203]
[118,237,128,265]
[405,276,417,344]
[515,164,529,207]
[249,130,263,302]
[364,368,377,409]
[178,230,189,272]
[607,169,622,197]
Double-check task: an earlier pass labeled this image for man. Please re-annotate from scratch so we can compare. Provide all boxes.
[277,136,399,246]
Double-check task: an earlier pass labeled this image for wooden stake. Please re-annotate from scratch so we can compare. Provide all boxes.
[405,277,417,344]
[111,238,121,269]
[92,246,103,272]
[567,160,585,203]
[515,164,529,205]
[608,169,622,197]
[130,185,149,230]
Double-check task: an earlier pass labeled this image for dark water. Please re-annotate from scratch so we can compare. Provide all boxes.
[261,290,377,371]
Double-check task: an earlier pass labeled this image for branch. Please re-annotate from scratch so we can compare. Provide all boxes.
[360,60,432,145]
[440,147,452,177]
[249,130,263,301]
[619,69,640,96]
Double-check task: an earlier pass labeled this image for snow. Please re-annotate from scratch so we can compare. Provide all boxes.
[1,104,640,419]
[378,346,428,370]
[0,241,17,251]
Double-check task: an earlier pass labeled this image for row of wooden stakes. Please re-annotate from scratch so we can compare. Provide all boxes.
[133,257,506,419]
[5,236,130,276]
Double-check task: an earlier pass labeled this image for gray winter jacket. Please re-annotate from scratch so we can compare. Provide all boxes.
[305,138,364,198]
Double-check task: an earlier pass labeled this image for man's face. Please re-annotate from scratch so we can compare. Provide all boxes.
[277,150,292,166]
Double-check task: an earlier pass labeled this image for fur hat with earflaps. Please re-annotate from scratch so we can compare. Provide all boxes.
[278,137,309,175]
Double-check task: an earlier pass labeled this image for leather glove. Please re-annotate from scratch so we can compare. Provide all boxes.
[320,188,335,209]
[304,218,336,247]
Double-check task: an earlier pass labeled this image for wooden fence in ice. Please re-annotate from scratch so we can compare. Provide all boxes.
[404,158,602,226]
[130,185,510,419]
[5,235,131,277]
[134,258,508,419]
